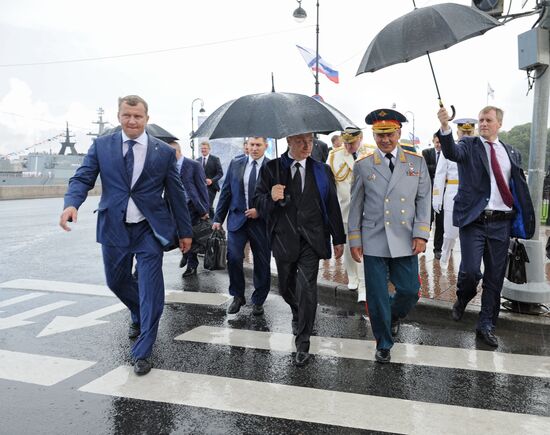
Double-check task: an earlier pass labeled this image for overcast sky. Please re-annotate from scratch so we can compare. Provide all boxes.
[0,0,545,157]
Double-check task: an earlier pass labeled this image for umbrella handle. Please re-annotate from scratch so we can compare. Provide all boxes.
[438,100,456,121]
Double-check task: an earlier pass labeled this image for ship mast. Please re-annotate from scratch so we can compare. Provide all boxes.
[87,107,109,139]
[58,122,77,155]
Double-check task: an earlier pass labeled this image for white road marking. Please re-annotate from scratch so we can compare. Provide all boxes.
[0,279,230,306]
[37,303,126,337]
[165,290,231,305]
[79,366,550,434]
[176,326,550,379]
[0,292,44,308]
[0,349,95,386]
[0,300,75,330]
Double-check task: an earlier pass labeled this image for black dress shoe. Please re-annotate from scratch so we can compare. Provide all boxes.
[227,296,245,314]
[181,267,197,278]
[291,319,299,336]
[252,304,264,316]
[476,329,498,348]
[179,254,188,268]
[375,349,391,364]
[133,358,152,375]
[391,317,400,336]
[295,351,310,367]
[451,299,466,321]
[128,323,140,339]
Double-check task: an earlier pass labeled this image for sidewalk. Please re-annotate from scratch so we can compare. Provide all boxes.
[243,228,550,327]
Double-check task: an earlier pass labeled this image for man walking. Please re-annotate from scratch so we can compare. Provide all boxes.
[197,141,223,218]
[328,127,369,302]
[60,95,192,375]
[256,132,345,366]
[422,134,444,259]
[213,137,271,315]
[437,105,534,347]
[169,141,210,278]
[349,109,431,363]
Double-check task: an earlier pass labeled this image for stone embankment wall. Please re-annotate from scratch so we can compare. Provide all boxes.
[0,185,102,200]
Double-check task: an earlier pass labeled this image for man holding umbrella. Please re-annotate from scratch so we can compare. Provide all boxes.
[255,132,346,367]
[348,109,431,363]
[437,106,534,347]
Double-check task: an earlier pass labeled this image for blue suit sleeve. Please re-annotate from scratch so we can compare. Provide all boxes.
[64,141,100,209]
[165,153,193,238]
[213,159,233,224]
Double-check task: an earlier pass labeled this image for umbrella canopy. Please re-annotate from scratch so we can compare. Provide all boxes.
[192,92,358,140]
[101,124,178,143]
[357,3,501,74]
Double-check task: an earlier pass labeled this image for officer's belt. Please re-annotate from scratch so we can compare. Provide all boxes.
[476,210,516,223]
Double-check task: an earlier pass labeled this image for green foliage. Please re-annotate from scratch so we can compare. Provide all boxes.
[499,123,550,170]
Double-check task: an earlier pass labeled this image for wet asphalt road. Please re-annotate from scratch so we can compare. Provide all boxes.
[0,197,550,434]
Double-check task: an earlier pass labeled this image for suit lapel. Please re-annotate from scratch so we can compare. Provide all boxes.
[386,147,406,194]
[373,150,392,182]
[238,157,247,201]
[475,137,491,176]
[111,133,130,188]
[133,134,155,188]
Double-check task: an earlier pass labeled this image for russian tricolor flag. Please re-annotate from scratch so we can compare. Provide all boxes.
[297,45,339,84]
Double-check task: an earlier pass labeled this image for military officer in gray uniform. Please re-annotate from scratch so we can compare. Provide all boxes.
[348,109,431,363]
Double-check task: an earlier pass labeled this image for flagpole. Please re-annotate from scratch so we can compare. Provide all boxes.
[315,0,320,97]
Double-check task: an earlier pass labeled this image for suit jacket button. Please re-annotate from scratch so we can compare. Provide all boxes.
[401,209,405,214]
[385,221,390,225]
[401,221,406,225]
[400,198,405,202]
[385,198,390,203]
[385,210,390,215]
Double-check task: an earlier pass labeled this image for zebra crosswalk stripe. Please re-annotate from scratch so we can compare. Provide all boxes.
[176,326,550,378]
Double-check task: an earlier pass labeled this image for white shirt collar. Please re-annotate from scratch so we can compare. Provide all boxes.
[288,152,307,167]
[248,155,265,166]
[121,130,148,146]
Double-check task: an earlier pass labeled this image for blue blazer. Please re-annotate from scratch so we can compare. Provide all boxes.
[214,155,269,231]
[180,157,209,216]
[438,132,535,237]
[64,132,192,249]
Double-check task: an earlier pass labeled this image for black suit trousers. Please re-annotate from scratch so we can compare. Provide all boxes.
[275,238,320,353]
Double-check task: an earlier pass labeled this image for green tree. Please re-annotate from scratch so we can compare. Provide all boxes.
[499,123,550,171]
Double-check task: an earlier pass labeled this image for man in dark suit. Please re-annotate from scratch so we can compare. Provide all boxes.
[310,137,329,162]
[197,141,223,218]
[422,134,444,259]
[60,95,192,375]
[213,137,271,315]
[256,132,346,366]
[169,141,210,278]
[437,105,534,348]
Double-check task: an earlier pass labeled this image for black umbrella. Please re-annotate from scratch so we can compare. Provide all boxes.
[356,2,501,116]
[101,124,178,143]
[192,91,357,141]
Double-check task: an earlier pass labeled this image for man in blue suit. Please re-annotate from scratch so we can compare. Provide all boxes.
[212,137,271,315]
[437,105,534,348]
[60,95,192,375]
[168,141,210,278]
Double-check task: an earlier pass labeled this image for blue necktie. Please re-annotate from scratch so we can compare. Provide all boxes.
[125,140,137,185]
[248,160,257,209]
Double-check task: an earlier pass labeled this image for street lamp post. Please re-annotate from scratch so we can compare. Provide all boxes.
[293,0,320,97]
[190,98,205,160]
[405,110,416,149]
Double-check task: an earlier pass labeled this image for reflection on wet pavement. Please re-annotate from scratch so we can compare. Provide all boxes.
[244,232,550,308]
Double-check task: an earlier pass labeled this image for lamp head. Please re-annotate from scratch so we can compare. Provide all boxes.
[293,0,307,22]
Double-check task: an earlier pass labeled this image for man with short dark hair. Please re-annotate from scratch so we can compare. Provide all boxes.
[437,105,534,348]
[213,137,271,315]
[60,95,192,375]
[197,141,223,218]
[168,141,209,278]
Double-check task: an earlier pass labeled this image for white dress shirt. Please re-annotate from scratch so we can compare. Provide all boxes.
[288,152,306,192]
[122,131,147,223]
[377,147,398,169]
[244,155,265,208]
